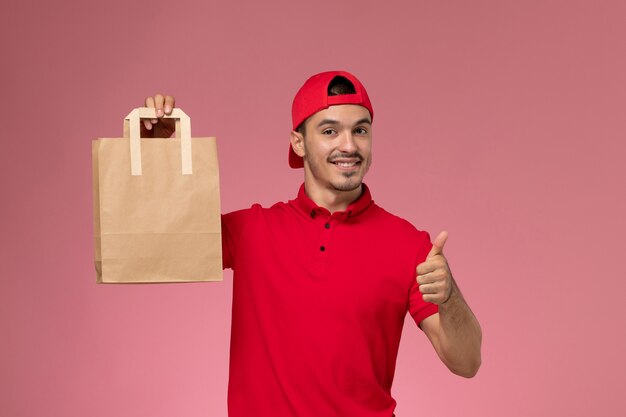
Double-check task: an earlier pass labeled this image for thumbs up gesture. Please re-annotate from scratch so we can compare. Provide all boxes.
[416,231,453,304]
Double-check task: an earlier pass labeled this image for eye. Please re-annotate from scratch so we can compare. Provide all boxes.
[322,128,337,135]
[354,127,368,135]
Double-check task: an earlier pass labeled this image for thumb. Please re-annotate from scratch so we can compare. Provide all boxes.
[427,230,448,258]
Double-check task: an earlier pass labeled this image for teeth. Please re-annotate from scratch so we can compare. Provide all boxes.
[335,162,357,167]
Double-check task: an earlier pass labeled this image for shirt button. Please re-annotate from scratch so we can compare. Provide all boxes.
[324,223,330,229]
[320,246,326,252]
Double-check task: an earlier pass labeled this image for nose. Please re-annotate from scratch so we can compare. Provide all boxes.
[338,132,357,153]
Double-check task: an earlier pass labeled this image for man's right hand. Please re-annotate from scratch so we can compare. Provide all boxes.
[140,94,176,138]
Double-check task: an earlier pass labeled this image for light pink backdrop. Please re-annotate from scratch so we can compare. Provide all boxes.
[2,1,625,416]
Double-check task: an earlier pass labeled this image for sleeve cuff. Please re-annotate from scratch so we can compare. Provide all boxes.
[411,302,439,328]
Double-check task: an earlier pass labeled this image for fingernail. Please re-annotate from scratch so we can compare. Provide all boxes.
[157,108,163,116]
[164,105,172,113]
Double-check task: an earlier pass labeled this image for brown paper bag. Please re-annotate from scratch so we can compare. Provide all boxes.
[92,107,222,283]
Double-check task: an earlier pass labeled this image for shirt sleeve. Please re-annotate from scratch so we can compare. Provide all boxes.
[408,230,439,327]
[221,214,234,270]
[221,208,252,270]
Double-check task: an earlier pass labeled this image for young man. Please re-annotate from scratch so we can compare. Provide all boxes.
[142,71,482,417]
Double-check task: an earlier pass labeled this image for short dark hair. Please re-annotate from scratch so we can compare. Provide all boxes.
[327,76,356,96]
[296,76,356,135]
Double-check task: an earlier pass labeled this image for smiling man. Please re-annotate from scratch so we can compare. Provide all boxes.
[143,70,482,417]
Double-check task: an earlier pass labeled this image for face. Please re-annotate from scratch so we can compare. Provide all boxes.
[291,104,372,193]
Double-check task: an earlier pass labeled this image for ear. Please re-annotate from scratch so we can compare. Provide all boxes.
[290,130,306,158]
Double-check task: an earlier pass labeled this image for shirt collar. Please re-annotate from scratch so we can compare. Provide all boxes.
[292,183,374,219]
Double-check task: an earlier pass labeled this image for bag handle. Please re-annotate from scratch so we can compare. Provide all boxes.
[123,107,193,176]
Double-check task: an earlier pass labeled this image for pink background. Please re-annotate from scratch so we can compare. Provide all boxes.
[2,1,625,416]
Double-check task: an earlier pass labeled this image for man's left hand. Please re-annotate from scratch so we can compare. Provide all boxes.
[416,231,453,304]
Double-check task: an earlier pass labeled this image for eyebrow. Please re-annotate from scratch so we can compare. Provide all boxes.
[316,117,372,128]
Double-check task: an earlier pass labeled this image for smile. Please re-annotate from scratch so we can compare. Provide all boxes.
[332,161,359,167]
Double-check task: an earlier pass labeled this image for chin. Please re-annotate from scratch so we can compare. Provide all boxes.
[331,175,363,192]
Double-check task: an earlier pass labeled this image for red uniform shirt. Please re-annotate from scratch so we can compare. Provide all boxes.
[222,184,438,417]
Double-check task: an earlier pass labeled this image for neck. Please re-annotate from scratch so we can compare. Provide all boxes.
[303,178,363,213]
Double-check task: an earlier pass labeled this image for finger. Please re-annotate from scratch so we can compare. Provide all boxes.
[154,93,165,117]
[422,293,447,304]
[416,272,435,285]
[417,256,446,276]
[164,95,175,114]
[419,281,442,295]
[417,275,433,286]
[144,95,155,108]
[417,268,446,285]
[144,96,156,129]
[419,283,434,295]
[426,230,448,259]
[416,260,437,277]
